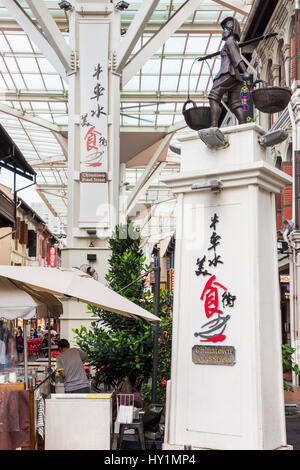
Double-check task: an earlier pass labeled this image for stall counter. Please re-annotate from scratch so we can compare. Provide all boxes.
[45,393,112,450]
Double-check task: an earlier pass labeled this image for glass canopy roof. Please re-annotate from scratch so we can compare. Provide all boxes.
[0,0,252,232]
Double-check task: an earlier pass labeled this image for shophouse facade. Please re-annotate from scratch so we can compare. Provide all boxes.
[0,183,62,268]
[232,0,300,376]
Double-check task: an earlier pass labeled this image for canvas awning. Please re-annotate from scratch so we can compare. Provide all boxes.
[0,276,62,320]
[0,266,160,322]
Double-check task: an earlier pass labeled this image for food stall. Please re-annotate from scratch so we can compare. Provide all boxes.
[0,276,62,449]
[0,266,160,449]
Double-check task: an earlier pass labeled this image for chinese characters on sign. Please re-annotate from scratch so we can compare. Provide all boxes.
[79,23,109,226]
[194,214,237,344]
[81,64,107,169]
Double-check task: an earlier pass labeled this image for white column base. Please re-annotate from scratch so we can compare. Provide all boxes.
[162,444,294,451]
[162,125,292,451]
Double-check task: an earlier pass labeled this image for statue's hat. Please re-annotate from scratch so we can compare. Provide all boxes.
[220,16,241,41]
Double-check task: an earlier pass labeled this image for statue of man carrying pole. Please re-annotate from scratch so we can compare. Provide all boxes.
[208,17,250,127]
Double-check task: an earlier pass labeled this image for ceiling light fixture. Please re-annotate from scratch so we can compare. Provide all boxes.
[115,1,129,11]
[58,1,73,12]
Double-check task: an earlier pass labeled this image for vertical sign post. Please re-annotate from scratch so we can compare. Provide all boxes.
[79,23,109,228]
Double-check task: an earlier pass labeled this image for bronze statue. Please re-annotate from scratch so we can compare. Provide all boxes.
[208,17,250,127]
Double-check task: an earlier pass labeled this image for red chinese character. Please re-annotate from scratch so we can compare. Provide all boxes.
[84,126,102,152]
[200,275,227,319]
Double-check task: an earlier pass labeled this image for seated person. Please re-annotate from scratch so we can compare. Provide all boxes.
[42,334,49,357]
[111,376,143,423]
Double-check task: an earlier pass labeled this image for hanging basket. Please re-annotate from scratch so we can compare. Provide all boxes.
[182,99,211,131]
[251,81,292,114]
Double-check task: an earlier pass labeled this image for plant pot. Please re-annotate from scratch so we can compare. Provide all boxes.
[251,85,292,114]
[182,99,211,130]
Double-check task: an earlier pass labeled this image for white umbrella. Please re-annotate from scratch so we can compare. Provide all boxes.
[0,276,38,320]
[0,276,63,388]
[0,266,160,322]
[0,276,62,320]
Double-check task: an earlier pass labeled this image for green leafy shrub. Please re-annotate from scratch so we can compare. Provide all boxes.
[73,220,173,403]
[282,344,300,392]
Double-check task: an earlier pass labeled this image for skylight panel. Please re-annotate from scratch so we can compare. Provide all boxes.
[16,57,40,73]
[141,75,159,91]
[123,76,140,91]
[7,34,32,52]
[22,74,45,90]
[2,57,18,73]
[11,74,26,89]
[159,76,179,91]
[0,75,8,90]
[0,34,10,53]
[164,36,186,54]
[178,75,198,91]
[43,74,63,90]
[161,59,182,75]
[37,58,58,74]
[207,36,222,53]
[156,115,173,126]
[1,74,15,89]
[142,59,160,74]
[186,36,209,54]
[194,11,220,22]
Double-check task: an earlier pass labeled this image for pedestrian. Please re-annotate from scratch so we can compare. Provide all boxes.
[33,328,38,339]
[15,327,24,364]
[0,321,14,369]
[57,339,90,394]
[42,333,49,358]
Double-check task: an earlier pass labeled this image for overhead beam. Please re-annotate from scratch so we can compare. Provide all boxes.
[116,0,160,73]
[127,134,172,213]
[0,102,64,133]
[26,0,72,76]
[127,162,167,215]
[52,132,68,159]
[0,91,68,102]
[29,158,67,168]
[0,0,70,81]
[121,22,223,34]
[122,0,204,86]
[36,184,67,190]
[211,0,250,16]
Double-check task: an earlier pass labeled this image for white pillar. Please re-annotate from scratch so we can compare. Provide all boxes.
[163,123,292,450]
[67,0,120,248]
[61,0,121,341]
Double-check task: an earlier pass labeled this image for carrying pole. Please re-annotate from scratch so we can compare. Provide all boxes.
[197,32,278,62]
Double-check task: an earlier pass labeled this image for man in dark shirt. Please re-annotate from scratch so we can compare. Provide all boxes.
[208,17,250,127]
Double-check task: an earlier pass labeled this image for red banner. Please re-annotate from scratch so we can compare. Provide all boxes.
[170,268,175,292]
[48,246,57,268]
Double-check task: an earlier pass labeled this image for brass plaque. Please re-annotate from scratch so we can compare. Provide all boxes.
[80,172,107,183]
[192,345,236,366]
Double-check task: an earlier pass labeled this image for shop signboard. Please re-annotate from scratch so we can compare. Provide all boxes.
[79,22,109,227]
[169,268,175,292]
[192,345,236,366]
[48,246,57,268]
[280,275,290,283]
